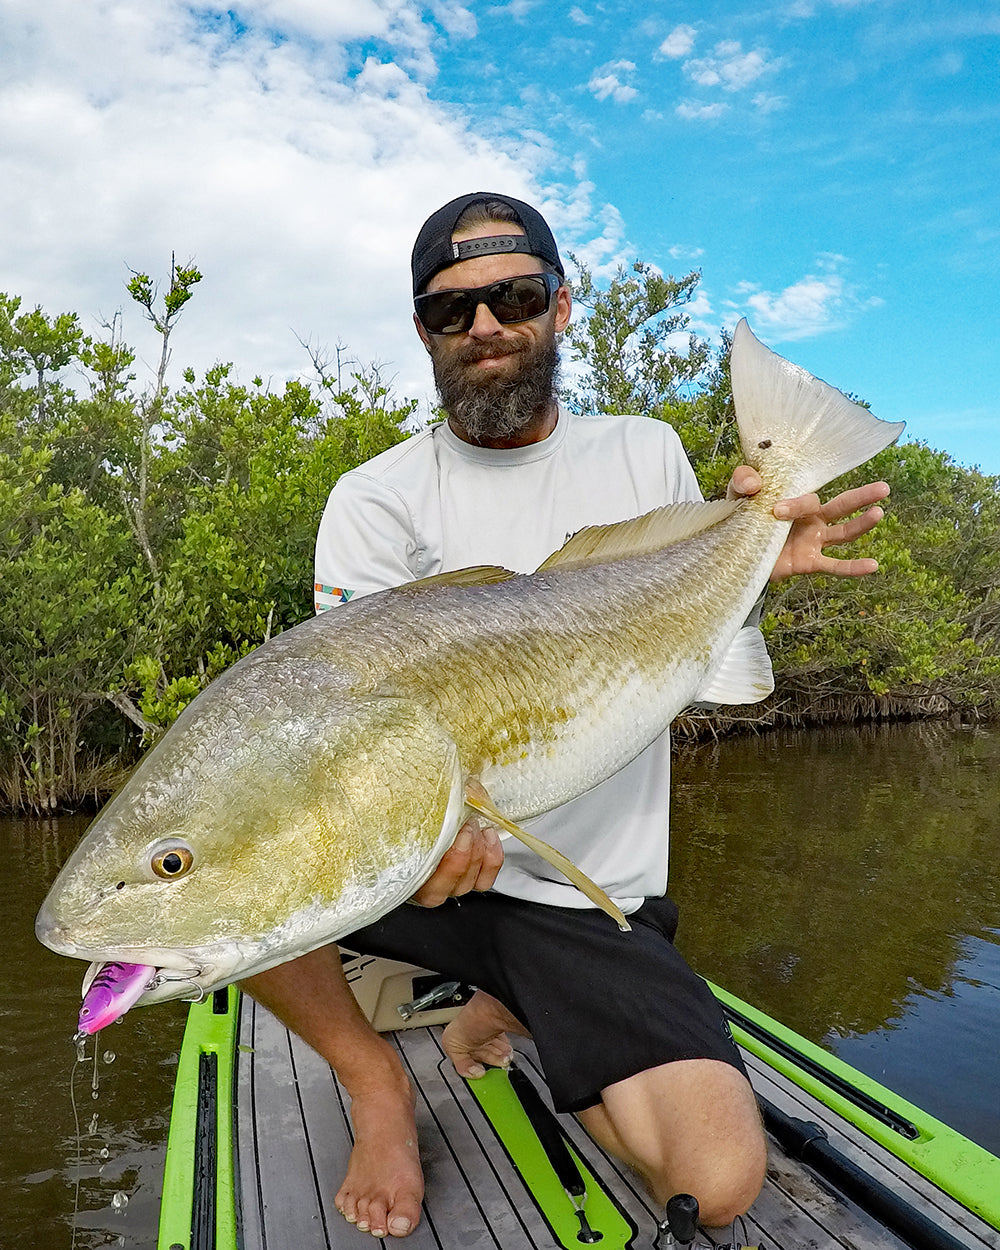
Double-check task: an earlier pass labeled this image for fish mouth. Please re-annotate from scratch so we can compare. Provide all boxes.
[80,957,211,1008]
[36,905,220,1002]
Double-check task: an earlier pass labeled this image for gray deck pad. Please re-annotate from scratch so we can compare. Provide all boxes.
[235,997,1000,1250]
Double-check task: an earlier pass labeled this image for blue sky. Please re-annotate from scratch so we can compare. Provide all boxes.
[2,1,998,473]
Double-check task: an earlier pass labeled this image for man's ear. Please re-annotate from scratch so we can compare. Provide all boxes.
[413,311,433,354]
[553,282,573,333]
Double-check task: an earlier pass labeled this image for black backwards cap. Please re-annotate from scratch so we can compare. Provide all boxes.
[411,191,564,296]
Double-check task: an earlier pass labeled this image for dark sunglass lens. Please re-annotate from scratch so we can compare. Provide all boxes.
[419,290,474,334]
[489,277,548,323]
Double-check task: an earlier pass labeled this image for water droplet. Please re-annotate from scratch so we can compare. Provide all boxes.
[88,1113,99,1134]
[103,1050,116,1064]
[91,1089,99,1100]
[75,1034,88,1062]
[99,1146,110,1159]
[111,1191,129,1212]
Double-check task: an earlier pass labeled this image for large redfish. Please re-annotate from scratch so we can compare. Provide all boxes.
[36,322,904,1025]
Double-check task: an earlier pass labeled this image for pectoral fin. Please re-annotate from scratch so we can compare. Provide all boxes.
[463,778,631,932]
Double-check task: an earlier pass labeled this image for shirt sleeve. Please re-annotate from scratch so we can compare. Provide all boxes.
[313,470,422,613]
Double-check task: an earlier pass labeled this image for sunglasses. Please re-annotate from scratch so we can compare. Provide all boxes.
[414,273,561,335]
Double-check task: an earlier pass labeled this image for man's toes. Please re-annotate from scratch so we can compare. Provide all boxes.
[386,1192,421,1237]
[366,1199,388,1237]
[388,1213,415,1237]
[336,1188,358,1224]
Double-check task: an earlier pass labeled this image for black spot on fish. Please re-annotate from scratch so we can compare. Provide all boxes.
[758,439,772,449]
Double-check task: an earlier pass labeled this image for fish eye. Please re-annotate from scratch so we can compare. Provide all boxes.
[149,842,195,880]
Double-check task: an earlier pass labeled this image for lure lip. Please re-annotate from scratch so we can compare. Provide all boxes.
[76,956,212,1033]
[77,961,158,1034]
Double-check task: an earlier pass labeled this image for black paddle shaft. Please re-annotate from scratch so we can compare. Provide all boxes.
[760,1097,973,1250]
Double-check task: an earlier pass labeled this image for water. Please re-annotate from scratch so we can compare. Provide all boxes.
[2,721,999,1247]
[668,719,1000,1153]
[1,817,187,1249]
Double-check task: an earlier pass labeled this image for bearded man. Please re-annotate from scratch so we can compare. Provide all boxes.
[243,192,890,1239]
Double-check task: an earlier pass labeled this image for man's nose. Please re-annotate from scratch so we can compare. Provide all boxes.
[467,300,504,338]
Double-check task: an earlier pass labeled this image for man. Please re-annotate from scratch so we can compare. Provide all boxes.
[244,192,890,1239]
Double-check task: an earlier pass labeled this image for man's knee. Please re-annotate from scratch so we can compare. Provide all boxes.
[586,1058,767,1226]
[670,1128,767,1229]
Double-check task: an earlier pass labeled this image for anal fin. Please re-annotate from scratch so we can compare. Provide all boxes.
[464,778,631,932]
[696,625,775,705]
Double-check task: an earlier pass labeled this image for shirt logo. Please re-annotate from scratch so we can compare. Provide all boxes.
[314,583,354,612]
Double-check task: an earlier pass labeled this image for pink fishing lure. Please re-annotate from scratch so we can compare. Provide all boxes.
[77,962,156,1034]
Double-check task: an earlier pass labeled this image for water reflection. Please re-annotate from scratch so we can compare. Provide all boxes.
[830,929,1000,1154]
[669,721,1000,1152]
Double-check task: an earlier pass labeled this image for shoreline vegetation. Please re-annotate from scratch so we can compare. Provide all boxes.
[3,259,998,814]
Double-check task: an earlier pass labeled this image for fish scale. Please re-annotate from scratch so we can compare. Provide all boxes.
[36,321,905,1024]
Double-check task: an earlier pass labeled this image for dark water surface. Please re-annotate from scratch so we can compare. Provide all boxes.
[3,721,999,1247]
[669,720,1000,1155]
[1,817,187,1249]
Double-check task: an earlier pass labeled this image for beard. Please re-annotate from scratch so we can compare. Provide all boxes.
[430,332,561,443]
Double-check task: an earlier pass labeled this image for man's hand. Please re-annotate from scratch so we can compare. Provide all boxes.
[409,818,504,907]
[728,466,891,583]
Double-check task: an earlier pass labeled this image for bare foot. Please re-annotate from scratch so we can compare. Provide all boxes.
[441,990,528,1078]
[336,1082,424,1238]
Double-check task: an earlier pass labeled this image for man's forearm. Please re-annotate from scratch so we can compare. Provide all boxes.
[241,945,408,1097]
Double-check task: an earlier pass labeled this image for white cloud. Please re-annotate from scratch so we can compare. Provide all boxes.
[684,41,780,92]
[565,200,630,280]
[0,0,616,413]
[429,1,478,39]
[568,6,592,25]
[684,285,716,334]
[659,25,697,59]
[729,256,881,339]
[743,277,847,335]
[676,100,728,121]
[752,92,787,113]
[238,0,439,78]
[588,60,639,104]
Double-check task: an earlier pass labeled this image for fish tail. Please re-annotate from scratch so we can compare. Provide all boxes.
[731,320,905,497]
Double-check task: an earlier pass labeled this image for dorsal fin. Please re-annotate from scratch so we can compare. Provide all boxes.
[392,565,518,593]
[537,499,743,573]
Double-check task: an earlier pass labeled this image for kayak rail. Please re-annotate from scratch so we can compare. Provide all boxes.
[710,981,1000,1232]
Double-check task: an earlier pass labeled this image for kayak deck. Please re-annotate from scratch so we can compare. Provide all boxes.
[236,997,660,1249]
[232,994,999,1250]
[158,954,1000,1250]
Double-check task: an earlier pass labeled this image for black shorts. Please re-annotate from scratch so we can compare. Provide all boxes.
[345,892,747,1114]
